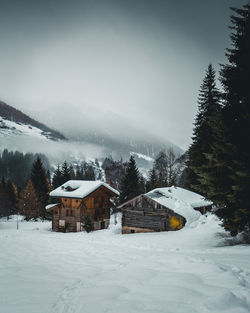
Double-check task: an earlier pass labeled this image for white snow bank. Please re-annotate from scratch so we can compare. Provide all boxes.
[1,214,250,313]
[50,180,119,198]
[108,212,122,234]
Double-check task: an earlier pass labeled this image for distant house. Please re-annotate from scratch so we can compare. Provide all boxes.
[119,186,213,234]
[46,180,119,232]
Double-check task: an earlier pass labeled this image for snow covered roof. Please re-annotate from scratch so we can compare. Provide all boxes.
[45,203,59,211]
[145,186,213,224]
[49,180,120,199]
[148,187,212,208]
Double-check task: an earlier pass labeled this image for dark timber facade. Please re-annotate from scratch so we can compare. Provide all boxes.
[119,194,186,234]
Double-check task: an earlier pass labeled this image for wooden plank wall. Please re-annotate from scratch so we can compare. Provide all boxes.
[122,195,186,233]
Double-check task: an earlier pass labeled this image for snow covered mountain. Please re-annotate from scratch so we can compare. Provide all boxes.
[0,100,66,141]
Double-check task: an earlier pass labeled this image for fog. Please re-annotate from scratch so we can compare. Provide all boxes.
[1,134,105,164]
[0,0,246,150]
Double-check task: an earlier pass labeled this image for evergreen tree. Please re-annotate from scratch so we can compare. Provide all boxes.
[18,180,42,220]
[0,149,49,188]
[210,4,250,235]
[146,168,158,191]
[75,165,84,180]
[6,180,18,210]
[30,157,49,217]
[52,164,63,189]
[0,180,13,217]
[82,213,94,232]
[185,64,221,195]
[61,161,71,183]
[102,156,113,170]
[69,164,75,180]
[138,175,146,195]
[46,170,51,183]
[84,167,95,181]
[119,156,140,202]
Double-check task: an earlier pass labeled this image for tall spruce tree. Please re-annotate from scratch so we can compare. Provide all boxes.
[210,4,250,235]
[6,180,18,211]
[61,161,71,183]
[146,168,158,191]
[18,180,42,220]
[185,64,221,195]
[30,157,49,213]
[138,175,146,195]
[69,164,75,180]
[119,156,140,202]
[75,165,84,180]
[52,164,63,189]
[0,180,13,217]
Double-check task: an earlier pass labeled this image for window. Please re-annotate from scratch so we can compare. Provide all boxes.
[130,229,135,233]
[54,210,58,215]
[59,220,65,227]
[76,199,78,203]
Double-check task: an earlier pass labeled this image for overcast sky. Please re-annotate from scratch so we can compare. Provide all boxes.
[0,0,246,150]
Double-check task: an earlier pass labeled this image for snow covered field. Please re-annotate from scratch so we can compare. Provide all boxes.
[0,214,250,313]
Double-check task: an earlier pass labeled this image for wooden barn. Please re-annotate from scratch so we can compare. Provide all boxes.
[46,180,119,232]
[119,186,213,234]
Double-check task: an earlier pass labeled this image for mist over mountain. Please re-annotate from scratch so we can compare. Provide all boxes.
[0,100,183,172]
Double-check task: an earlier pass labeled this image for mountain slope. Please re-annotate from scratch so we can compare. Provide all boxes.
[0,100,66,141]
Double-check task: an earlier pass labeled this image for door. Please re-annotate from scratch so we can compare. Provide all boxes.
[100,221,105,229]
[76,222,81,232]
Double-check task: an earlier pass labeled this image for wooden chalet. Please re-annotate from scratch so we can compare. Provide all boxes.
[119,186,212,234]
[46,180,119,232]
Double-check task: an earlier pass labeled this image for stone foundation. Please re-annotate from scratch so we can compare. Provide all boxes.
[122,226,157,234]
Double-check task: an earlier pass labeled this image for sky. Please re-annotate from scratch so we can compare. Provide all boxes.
[0,0,246,150]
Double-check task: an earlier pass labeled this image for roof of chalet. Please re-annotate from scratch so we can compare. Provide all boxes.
[49,180,120,199]
[147,187,213,209]
[45,203,60,211]
[119,186,212,224]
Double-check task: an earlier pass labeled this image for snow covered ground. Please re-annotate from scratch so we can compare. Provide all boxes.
[0,214,250,313]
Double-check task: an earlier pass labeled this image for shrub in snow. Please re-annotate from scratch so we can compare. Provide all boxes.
[81,213,94,233]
